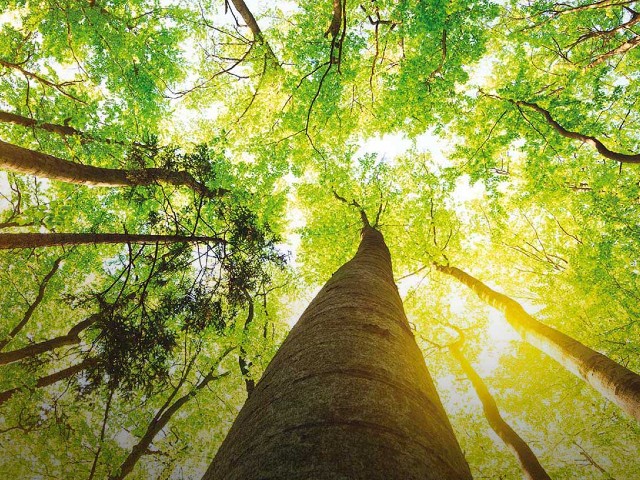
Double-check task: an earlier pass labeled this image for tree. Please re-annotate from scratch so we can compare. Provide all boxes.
[109,348,234,480]
[204,212,472,479]
[449,334,552,480]
[0,140,225,197]
[0,232,225,249]
[436,263,640,422]
[2,0,640,478]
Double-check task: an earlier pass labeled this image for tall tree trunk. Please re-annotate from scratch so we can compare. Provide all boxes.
[450,344,552,480]
[436,264,640,422]
[0,357,96,406]
[0,233,225,249]
[0,256,62,351]
[204,227,472,480]
[0,315,97,366]
[0,140,226,197]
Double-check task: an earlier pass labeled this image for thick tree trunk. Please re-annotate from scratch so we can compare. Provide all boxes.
[0,233,224,249]
[436,264,640,422]
[204,227,472,480]
[0,357,96,406]
[0,315,97,366]
[0,140,226,197]
[450,345,551,480]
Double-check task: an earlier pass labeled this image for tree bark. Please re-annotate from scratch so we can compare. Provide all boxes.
[0,139,226,197]
[0,357,96,406]
[204,227,472,480]
[0,233,225,249]
[0,315,97,366]
[436,264,640,422]
[450,345,552,480]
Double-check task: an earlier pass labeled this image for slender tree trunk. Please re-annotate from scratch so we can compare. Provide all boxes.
[238,294,256,396]
[500,99,640,163]
[0,357,96,406]
[109,370,230,480]
[450,344,552,480]
[228,0,279,65]
[0,256,62,351]
[436,264,640,422]
[0,110,84,137]
[0,233,225,249]
[0,109,142,147]
[587,35,640,68]
[204,227,472,480]
[0,139,226,197]
[0,315,97,366]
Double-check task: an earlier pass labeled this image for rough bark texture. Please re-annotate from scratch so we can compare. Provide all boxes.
[204,227,472,480]
[451,345,552,480]
[437,264,640,422]
[0,315,97,366]
[0,233,224,249]
[0,140,225,197]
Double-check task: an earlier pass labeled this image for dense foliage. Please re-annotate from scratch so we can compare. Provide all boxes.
[0,0,639,478]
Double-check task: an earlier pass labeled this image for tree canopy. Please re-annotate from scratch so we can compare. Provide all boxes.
[0,0,639,478]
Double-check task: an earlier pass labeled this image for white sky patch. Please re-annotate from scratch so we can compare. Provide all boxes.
[284,286,321,328]
[0,172,10,212]
[452,174,487,203]
[464,55,497,93]
[414,129,452,167]
[0,8,23,28]
[355,133,412,162]
[475,310,520,376]
[396,266,436,303]
[275,172,312,270]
